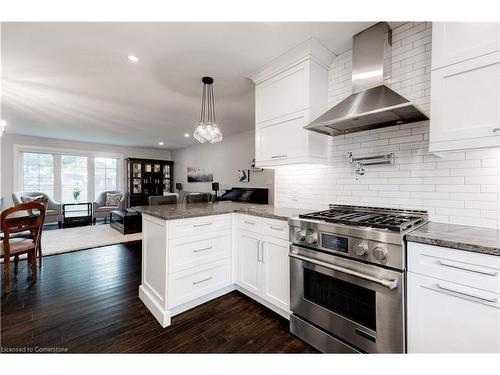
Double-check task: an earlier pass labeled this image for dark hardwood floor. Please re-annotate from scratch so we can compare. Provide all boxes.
[1,241,315,353]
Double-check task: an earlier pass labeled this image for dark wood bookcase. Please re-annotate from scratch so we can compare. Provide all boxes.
[126,158,174,207]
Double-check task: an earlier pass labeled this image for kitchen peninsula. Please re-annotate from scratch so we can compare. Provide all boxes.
[135,202,310,327]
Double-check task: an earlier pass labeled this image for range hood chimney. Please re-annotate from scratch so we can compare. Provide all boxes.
[305,22,429,136]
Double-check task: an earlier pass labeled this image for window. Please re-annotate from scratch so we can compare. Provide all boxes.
[61,155,88,203]
[95,157,118,197]
[21,152,55,197]
[16,146,121,203]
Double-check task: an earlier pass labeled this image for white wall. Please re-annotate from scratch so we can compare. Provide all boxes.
[1,133,172,208]
[172,130,274,202]
[274,22,500,229]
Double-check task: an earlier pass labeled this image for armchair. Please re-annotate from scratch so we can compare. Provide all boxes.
[12,191,62,227]
[93,191,126,224]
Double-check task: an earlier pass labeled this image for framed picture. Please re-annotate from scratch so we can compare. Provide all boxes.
[154,164,161,173]
[238,169,250,183]
[187,167,213,183]
[145,163,152,173]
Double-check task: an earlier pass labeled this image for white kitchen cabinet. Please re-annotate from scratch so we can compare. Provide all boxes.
[432,22,500,70]
[429,52,500,151]
[261,237,290,312]
[237,230,261,295]
[236,216,291,316]
[407,241,500,353]
[429,22,500,152]
[408,272,500,353]
[251,39,334,167]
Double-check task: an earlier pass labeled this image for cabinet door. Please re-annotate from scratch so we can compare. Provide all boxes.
[256,110,308,163]
[255,61,309,124]
[432,22,500,69]
[237,231,261,295]
[261,237,290,312]
[408,272,500,353]
[429,52,500,151]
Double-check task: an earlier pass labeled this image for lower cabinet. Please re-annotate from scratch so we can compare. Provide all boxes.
[261,237,290,312]
[407,241,500,353]
[408,272,500,353]
[237,231,261,295]
[237,229,291,314]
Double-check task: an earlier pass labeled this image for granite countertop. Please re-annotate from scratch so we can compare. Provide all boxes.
[407,222,500,256]
[134,201,312,221]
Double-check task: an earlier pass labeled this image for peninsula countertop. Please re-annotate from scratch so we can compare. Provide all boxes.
[407,222,500,256]
[134,201,312,221]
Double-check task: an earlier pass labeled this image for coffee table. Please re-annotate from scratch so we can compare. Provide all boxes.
[110,209,142,235]
[62,202,92,228]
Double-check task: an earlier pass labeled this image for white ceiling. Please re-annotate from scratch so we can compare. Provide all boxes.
[1,22,375,150]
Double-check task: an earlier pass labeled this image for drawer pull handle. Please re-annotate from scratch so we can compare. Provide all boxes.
[436,283,498,304]
[269,225,284,231]
[271,154,287,159]
[244,221,257,225]
[438,260,498,276]
[193,246,213,253]
[193,222,213,228]
[193,276,213,285]
[493,128,500,133]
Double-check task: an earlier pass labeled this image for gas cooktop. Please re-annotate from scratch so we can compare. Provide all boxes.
[299,204,427,232]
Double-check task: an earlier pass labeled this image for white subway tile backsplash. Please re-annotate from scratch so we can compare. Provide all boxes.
[273,22,500,229]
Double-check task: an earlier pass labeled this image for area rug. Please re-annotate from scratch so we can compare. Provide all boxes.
[1,225,142,261]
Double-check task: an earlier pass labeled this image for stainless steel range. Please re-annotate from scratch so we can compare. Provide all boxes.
[288,204,428,353]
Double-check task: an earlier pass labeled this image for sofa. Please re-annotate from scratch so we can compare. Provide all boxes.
[12,191,62,227]
[93,190,126,224]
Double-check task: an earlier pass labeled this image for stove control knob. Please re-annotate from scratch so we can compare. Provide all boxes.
[306,232,318,244]
[372,246,388,261]
[355,241,369,256]
[295,230,306,242]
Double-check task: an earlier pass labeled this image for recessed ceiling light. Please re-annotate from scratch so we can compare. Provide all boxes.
[128,55,139,63]
[158,141,164,146]
[184,133,190,138]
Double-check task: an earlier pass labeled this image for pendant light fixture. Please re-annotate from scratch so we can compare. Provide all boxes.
[193,76,223,144]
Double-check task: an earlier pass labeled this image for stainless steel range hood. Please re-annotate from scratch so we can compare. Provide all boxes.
[305,22,429,136]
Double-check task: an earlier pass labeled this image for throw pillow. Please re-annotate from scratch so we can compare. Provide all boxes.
[105,193,122,207]
[21,195,48,207]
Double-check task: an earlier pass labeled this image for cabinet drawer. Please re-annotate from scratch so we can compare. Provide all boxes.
[169,230,231,272]
[408,242,500,293]
[408,272,500,353]
[167,259,231,308]
[238,214,261,233]
[169,214,231,239]
[261,218,289,241]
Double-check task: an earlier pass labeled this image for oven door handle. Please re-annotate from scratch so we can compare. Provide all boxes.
[289,253,399,290]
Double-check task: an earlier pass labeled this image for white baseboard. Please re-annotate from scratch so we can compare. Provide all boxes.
[235,285,291,320]
[169,284,236,317]
[139,285,171,328]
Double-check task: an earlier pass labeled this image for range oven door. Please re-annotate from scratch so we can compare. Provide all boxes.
[290,245,405,353]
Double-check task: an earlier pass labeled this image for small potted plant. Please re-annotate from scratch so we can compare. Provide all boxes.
[73,186,81,203]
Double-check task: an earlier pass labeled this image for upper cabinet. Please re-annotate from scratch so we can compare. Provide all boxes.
[429,22,500,152]
[432,22,500,69]
[251,39,334,167]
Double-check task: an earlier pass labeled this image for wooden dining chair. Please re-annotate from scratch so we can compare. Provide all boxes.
[1,202,46,293]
